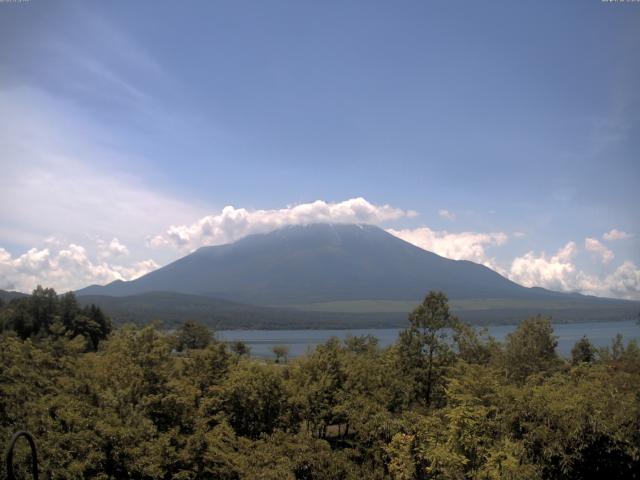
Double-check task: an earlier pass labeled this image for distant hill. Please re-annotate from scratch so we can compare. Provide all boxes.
[0,289,29,303]
[73,223,640,328]
[76,292,403,329]
[75,291,640,330]
[77,223,588,304]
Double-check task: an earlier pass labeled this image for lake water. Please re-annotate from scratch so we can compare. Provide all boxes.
[218,320,640,359]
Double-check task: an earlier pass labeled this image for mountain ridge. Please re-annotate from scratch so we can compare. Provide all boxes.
[77,223,592,304]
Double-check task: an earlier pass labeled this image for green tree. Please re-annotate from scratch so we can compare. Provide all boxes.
[571,336,597,365]
[292,337,346,438]
[344,334,378,354]
[175,320,213,351]
[504,315,559,384]
[28,285,58,336]
[183,342,232,394]
[273,345,289,363]
[2,295,640,479]
[62,302,112,350]
[398,291,459,407]
[453,323,496,365]
[230,340,251,357]
[221,363,293,438]
[385,433,417,480]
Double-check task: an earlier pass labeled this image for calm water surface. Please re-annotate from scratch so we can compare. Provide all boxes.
[218,320,640,359]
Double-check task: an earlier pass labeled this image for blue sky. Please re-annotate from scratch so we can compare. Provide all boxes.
[0,0,638,298]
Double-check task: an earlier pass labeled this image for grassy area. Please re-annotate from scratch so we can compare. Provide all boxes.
[282,297,637,314]
[281,299,419,313]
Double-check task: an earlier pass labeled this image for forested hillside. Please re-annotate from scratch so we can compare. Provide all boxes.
[1,290,639,479]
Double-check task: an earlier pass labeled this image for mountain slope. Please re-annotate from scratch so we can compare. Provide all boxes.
[0,289,30,303]
[76,291,403,329]
[78,223,600,306]
[76,291,640,329]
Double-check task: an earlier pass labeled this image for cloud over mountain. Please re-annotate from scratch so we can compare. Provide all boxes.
[508,242,579,292]
[507,241,640,300]
[386,227,508,270]
[148,198,416,252]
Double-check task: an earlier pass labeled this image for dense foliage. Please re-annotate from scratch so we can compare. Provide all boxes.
[0,286,111,350]
[1,291,639,479]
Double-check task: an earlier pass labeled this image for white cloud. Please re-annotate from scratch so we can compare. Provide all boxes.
[0,243,158,293]
[507,242,640,300]
[585,237,614,264]
[603,229,633,241]
[601,261,640,300]
[386,227,508,271]
[570,263,640,300]
[383,229,640,300]
[97,238,130,259]
[508,242,579,292]
[149,197,416,252]
[513,231,526,238]
[438,209,456,221]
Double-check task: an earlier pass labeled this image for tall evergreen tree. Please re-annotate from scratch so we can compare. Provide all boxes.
[399,291,459,407]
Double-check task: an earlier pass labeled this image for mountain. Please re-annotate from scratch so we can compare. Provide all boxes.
[78,223,564,303]
[75,292,403,329]
[75,224,639,326]
[0,289,29,303]
[75,291,639,329]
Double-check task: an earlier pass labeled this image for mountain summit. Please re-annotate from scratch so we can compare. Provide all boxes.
[78,223,574,305]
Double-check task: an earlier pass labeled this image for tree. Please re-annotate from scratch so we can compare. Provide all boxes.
[183,342,232,393]
[504,315,559,384]
[398,291,459,407]
[63,302,112,350]
[611,333,625,361]
[453,323,496,365]
[2,286,58,339]
[28,285,58,336]
[175,320,212,351]
[272,345,289,364]
[221,363,293,438]
[230,340,251,357]
[59,291,80,330]
[0,288,110,350]
[571,336,597,365]
[3,291,640,479]
[344,334,378,354]
[292,337,346,438]
[385,433,417,480]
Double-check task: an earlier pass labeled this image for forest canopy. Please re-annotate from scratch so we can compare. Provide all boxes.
[1,290,639,479]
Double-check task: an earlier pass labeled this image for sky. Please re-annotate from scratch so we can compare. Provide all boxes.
[0,0,639,299]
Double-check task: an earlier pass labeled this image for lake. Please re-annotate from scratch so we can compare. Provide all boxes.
[218,319,640,359]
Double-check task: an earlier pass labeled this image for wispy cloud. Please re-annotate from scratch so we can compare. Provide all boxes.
[603,229,633,241]
[438,209,456,221]
[0,86,205,264]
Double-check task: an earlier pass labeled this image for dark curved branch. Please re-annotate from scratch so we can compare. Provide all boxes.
[4,431,39,480]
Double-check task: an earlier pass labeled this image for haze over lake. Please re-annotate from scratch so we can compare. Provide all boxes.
[218,319,640,359]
